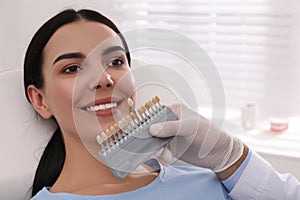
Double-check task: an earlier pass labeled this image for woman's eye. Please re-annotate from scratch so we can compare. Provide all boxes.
[62,65,81,74]
[107,58,124,67]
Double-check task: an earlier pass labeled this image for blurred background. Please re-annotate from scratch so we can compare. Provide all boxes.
[1,0,300,178]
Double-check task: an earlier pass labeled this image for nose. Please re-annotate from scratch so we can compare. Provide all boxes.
[93,72,114,90]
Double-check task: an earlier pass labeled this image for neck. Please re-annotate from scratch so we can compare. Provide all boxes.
[50,133,159,195]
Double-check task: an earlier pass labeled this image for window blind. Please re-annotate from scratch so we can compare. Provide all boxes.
[111,0,300,119]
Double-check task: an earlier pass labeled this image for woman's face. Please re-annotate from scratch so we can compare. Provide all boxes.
[35,20,135,145]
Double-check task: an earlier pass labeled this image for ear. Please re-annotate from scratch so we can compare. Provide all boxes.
[27,85,52,119]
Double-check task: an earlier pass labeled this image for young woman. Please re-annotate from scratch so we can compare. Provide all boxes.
[24,7,300,200]
[24,9,233,199]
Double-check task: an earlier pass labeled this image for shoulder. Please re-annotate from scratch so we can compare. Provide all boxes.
[163,164,218,180]
[31,187,49,200]
[31,187,86,200]
[162,164,224,189]
[155,164,230,199]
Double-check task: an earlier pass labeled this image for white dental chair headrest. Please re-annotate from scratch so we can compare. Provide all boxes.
[0,69,56,200]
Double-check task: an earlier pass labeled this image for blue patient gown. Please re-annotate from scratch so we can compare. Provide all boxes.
[32,164,231,200]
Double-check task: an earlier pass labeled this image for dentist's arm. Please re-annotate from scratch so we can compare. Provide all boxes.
[150,103,245,173]
[216,144,248,180]
[151,103,300,199]
[229,150,300,200]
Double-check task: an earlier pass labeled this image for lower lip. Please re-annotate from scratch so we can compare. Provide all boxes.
[94,108,115,117]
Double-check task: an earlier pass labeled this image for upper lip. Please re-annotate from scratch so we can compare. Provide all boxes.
[82,97,123,109]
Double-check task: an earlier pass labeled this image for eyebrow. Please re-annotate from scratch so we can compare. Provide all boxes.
[52,52,85,65]
[102,46,125,56]
[52,46,126,65]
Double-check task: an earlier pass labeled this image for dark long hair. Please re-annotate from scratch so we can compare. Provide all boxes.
[23,9,131,197]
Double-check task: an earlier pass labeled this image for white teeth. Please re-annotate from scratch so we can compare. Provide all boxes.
[99,105,105,110]
[86,102,117,111]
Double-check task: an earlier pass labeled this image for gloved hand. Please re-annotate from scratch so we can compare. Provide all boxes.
[150,103,244,172]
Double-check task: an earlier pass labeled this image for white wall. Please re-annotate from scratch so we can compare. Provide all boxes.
[0,0,117,71]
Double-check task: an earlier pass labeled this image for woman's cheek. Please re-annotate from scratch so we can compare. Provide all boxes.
[114,70,136,97]
[50,81,74,113]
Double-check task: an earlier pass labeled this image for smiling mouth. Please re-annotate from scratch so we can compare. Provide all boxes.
[83,100,123,112]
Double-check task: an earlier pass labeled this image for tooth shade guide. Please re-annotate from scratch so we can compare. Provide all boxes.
[98,95,165,146]
[130,112,140,125]
[141,105,151,118]
[124,115,135,130]
[145,101,155,115]
[154,96,162,108]
[105,129,112,137]
[144,102,151,111]
[141,105,146,113]
[126,115,134,126]
[137,107,143,116]
[96,135,103,145]
[135,110,143,122]
[101,132,108,140]
[107,128,117,141]
[137,107,146,120]
[127,98,134,107]
[96,132,107,149]
[98,97,162,147]
[129,112,136,120]
[121,117,131,131]
[110,126,116,134]
[117,119,126,130]
[154,95,160,103]
[97,95,178,179]
[151,98,160,109]
[113,123,120,132]
[121,118,129,127]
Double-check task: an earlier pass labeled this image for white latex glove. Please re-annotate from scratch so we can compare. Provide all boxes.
[154,147,174,166]
[150,104,244,172]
